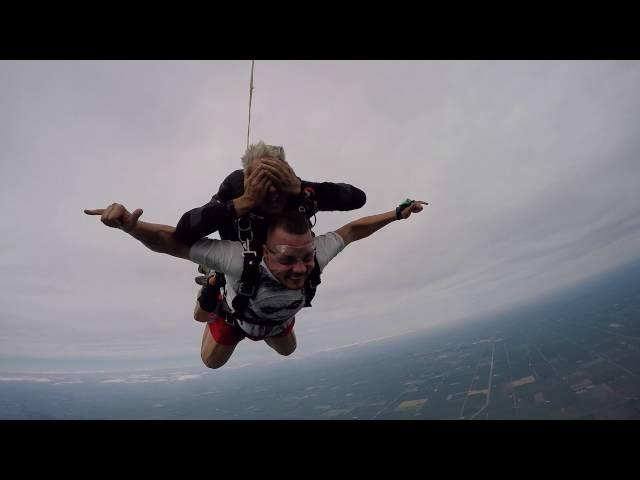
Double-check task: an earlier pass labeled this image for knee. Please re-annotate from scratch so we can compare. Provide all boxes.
[194,302,210,322]
[201,354,228,369]
[194,311,208,322]
[279,341,297,356]
[194,305,204,322]
[201,347,230,369]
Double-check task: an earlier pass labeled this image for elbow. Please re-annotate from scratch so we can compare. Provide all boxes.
[156,231,186,258]
[335,184,367,211]
[337,226,356,246]
[194,310,209,322]
[352,188,366,209]
[173,216,197,247]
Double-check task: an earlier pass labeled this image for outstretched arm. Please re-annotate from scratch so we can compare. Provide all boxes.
[301,181,367,212]
[173,196,234,247]
[335,200,428,246]
[173,165,277,246]
[84,204,190,259]
[248,159,367,212]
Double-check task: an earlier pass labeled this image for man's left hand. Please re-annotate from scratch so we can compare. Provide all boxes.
[400,200,428,219]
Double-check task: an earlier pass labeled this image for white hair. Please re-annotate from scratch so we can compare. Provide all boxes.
[241,141,286,170]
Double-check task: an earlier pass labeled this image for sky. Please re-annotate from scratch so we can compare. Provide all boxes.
[1,60,640,373]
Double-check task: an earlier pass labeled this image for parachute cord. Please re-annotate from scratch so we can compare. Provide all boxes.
[246,60,255,150]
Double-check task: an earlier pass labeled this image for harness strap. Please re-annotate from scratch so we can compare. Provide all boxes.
[219,297,289,328]
[231,214,262,315]
[298,187,319,227]
[304,257,322,307]
[231,249,260,313]
[227,204,322,325]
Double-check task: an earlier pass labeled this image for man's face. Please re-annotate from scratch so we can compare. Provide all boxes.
[246,157,288,214]
[263,227,315,289]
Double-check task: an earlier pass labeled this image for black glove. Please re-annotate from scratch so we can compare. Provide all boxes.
[196,272,225,312]
[395,198,415,220]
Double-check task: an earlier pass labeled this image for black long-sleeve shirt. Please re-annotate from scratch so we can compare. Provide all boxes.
[174,169,367,246]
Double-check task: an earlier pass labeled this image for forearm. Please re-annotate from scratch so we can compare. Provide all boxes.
[128,221,187,258]
[342,210,397,243]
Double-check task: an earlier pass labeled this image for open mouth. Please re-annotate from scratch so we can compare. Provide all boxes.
[288,275,306,283]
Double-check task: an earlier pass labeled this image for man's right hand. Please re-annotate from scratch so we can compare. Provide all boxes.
[84,203,144,233]
[234,165,276,215]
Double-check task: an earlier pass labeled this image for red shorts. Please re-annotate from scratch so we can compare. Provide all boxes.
[207,314,295,346]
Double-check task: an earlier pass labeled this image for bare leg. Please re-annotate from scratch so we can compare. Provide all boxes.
[200,323,238,369]
[264,329,297,356]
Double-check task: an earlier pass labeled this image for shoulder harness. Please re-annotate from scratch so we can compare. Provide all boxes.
[223,187,322,327]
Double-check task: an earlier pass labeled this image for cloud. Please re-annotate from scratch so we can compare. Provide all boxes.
[0,376,52,383]
[2,60,640,371]
[99,372,203,384]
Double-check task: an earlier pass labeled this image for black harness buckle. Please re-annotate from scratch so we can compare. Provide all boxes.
[237,216,253,242]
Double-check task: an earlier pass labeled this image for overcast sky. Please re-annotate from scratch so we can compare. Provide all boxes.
[2,60,639,373]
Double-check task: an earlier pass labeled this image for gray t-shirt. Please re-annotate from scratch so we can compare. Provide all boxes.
[189,232,345,338]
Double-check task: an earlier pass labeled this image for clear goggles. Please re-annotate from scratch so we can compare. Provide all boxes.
[265,243,316,265]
